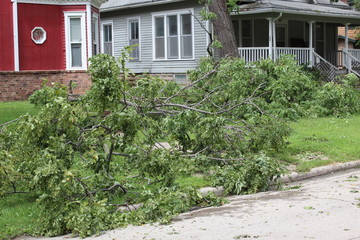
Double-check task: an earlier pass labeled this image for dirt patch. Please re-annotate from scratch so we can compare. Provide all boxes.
[296,152,329,162]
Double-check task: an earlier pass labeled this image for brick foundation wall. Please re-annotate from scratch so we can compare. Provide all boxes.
[0,70,91,102]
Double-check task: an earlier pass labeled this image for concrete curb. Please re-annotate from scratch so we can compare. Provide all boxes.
[113,161,360,211]
[272,160,360,185]
[200,160,360,196]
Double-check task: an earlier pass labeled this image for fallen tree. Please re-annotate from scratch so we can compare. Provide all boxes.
[0,52,300,237]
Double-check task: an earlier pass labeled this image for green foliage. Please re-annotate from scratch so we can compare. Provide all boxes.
[309,81,360,117]
[132,187,224,224]
[85,53,124,112]
[2,53,333,238]
[28,80,68,107]
[212,155,284,195]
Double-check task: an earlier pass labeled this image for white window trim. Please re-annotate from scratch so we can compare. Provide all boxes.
[100,20,114,55]
[152,8,195,61]
[64,11,87,70]
[127,17,141,61]
[92,13,99,56]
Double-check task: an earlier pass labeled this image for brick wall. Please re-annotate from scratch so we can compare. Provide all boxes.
[0,70,91,102]
[0,71,187,102]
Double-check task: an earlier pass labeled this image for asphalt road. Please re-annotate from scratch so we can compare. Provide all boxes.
[18,168,360,240]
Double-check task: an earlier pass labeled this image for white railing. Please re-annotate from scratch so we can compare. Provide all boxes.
[313,52,339,82]
[238,47,313,65]
[348,49,360,61]
[238,47,270,63]
[342,50,360,77]
[275,47,312,65]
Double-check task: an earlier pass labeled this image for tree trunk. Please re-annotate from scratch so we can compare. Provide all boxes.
[209,0,239,58]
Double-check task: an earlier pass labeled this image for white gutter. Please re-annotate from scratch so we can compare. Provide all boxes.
[87,3,92,66]
[232,8,360,22]
[100,0,185,12]
[12,0,19,71]
[273,12,282,21]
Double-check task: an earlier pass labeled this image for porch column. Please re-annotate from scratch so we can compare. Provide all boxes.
[345,23,351,72]
[272,20,277,61]
[308,21,314,67]
[345,23,349,53]
[267,18,273,60]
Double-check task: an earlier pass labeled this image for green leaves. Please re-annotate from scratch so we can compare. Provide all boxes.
[212,155,284,195]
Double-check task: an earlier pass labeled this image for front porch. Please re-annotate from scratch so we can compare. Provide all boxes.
[232,1,360,81]
[238,46,360,81]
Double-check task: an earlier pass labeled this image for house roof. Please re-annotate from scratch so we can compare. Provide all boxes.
[235,0,360,24]
[338,35,357,42]
[101,0,186,12]
[338,27,360,42]
[17,0,107,8]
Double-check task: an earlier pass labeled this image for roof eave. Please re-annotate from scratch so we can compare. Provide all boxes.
[233,8,360,23]
[100,0,185,12]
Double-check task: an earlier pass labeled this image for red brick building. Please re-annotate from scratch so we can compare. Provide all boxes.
[0,0,106,101]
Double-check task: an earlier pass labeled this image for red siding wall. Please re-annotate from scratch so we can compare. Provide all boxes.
[17,4,87,71]
[18,4,64,70]
[0,0,14,71]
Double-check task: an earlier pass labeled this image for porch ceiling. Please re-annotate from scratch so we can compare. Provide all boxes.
[234,0,360,25]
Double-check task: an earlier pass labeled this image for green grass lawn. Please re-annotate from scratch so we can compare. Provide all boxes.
[0,101,38,124]
[276,114,360,172]
[0,195,40,239]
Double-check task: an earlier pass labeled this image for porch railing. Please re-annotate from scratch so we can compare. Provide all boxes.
[275,48,312,65]
[313,52,338,82]
[238,47,313,65]
[238,47,270,62]
[348,49,360,61]
[343,50,360,78]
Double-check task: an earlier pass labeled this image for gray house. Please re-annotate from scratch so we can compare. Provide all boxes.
[100,0,360,81]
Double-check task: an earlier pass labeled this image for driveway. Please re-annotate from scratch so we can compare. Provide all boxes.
[18,168,360,240]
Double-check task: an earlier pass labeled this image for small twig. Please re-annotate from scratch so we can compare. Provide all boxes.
[0,117,21,128]
[6,191,30,195]
[112,152,131,158]
[101,183,127,193]
[74,176,93,198]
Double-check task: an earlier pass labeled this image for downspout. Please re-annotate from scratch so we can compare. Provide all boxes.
[87,3,92,68]
[12,0,19,71]
[267,18,273,60]
[272,13,282,61]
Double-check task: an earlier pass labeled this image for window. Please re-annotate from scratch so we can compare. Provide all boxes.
[92,14,99,56]
[65,12,86,70]
[102,22,113,55]
[129,18,140,61]
[31,27,46,44]
[153,10,194,60]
